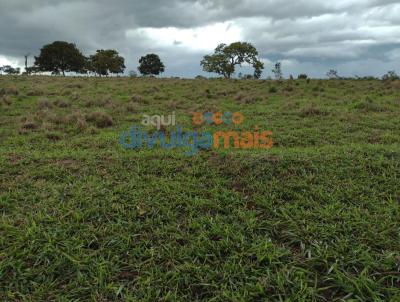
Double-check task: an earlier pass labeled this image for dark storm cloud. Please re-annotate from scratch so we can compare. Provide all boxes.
[1,0,400,77]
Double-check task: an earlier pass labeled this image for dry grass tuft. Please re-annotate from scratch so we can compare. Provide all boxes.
[26,88,44,96]
[37,98,53,110]
[299,104,328,117]
[71,91,80,101]
[390,80,400,90]
[126,102,139,113]
[65,83,84,89]
[45,112,68,126]
[1,96,12,106]
[0,86,19,96]
[353,97,388,112]
[131,94,143,103]
[101,97,115,109]
[67,111,87,130]
[85,111,114,128]
[54,99,71,108]
[234,92,245,102]
[20,116,38,132]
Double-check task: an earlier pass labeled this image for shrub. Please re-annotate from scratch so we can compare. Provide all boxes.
[269,86,278,93]
[298,74,308,79]
[382,71,399,81]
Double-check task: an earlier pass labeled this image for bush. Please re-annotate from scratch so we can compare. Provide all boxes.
[382,71,399,81]
[269,86,278,93]
[298,74,308,79]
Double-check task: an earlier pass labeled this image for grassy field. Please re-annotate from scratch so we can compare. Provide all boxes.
[0,76,399,301]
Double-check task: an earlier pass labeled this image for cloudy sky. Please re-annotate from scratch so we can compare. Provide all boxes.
[1,0,400,78]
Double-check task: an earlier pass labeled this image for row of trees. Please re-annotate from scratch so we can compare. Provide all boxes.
[3,41,262,78]
[22,41,165,77]
[2,40,399,80]
[0,65,21,75]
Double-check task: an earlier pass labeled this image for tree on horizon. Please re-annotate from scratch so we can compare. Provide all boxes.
[88,49,126,77]
[138,54,165,76]
[34,41,86,76]
[201,42,264,79]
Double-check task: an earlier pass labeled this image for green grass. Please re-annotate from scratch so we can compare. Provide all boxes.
[0,76,399,301]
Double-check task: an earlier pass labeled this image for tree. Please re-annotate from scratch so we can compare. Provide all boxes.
[138,54,165,76]
[201,42,264,79]
[1,65,20,75]
[382,70,399,81]
[326,69,339,79]
[272,62,283,80]
[25,66,40,75]
[88,49,126,77]
[34,41,86,76]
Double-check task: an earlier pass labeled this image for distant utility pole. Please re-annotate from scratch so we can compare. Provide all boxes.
[24,53,30,74]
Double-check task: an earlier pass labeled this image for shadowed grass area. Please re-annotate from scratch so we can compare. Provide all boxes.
[0,76,399,301]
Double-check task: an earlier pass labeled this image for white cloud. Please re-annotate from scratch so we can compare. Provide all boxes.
[0,55,21,67]
[126,22,242,52]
